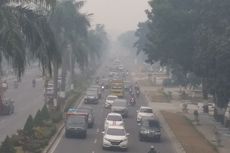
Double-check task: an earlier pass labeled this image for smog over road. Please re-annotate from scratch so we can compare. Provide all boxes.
[0,1,230,153]
[83,0,149,39]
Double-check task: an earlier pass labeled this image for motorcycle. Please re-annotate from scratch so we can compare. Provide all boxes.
[32,79,36,88]
[129,97,136,106]
[14,81,18,89]
[136,89,140,97]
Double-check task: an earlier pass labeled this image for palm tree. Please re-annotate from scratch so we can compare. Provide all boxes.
[0,0,60,108]
[0,0,60,77]
[49,0,90,92]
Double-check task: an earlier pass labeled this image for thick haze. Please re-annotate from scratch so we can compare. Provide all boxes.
[82,0,149,40]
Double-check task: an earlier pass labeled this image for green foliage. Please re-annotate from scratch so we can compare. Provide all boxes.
[0,0,60,78]
[118,31,137,49]
[40,105,50,121]
[23,115,34,136]
[33,110,43,127]
[50,111,63,123]
[0,136,16,153]
[136,0,230,108]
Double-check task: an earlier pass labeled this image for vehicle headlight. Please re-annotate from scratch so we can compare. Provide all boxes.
[122,138,128,142]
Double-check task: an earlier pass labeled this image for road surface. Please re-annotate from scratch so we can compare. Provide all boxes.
[0,68,44,142]
[51,60,175,153]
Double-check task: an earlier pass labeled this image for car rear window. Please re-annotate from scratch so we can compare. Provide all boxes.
[107,115,122,121]
[142,120,159,127]
[113,101,127,107]
[140,108,153,113]
[67,116,86,126]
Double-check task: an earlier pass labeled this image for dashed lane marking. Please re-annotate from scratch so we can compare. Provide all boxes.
[94,139,97,144]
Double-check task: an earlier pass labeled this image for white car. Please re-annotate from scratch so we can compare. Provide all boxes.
[105,95,118,108]
[137,106,155,122]
[102,125,129,150]
[104,113,124,129]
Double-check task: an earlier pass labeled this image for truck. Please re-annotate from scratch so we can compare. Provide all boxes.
[0,97,14,115]
[110,80,124,98]
[65,108,88,138]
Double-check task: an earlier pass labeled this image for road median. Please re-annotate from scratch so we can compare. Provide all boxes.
[161,111,218,153]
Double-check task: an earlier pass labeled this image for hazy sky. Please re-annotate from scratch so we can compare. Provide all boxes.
[82,0,150,39]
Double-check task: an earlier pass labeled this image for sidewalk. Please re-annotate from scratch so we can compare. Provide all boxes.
[135,75,230,153]
[184,110,230,153]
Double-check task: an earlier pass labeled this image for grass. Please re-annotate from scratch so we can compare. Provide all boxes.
[162,111,218,153]
[183,116,219,152]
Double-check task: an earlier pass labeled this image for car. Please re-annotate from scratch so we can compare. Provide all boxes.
[138,117,161,142]
[65,115,88,138]
[90,85,102,98]
[137,106,155,122]
[111,99,128,117]
[124,81,131,91]
[84,90,98,104]
[104,113,124,129]
[102,125,129,150]
[105,95,118,108]
[77,106,95,128]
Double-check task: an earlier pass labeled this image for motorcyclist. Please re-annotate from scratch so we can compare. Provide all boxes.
[32,79,36,87]
[148,145,158,153]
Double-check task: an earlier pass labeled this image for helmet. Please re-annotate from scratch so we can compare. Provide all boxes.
[150,145,155,149]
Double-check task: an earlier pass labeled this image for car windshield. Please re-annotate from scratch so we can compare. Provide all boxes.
[107,115,122,121]
[140,108,153,113]
[107,128,125,136]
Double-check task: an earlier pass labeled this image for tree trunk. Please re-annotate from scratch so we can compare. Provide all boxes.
[53,61,59,99]
[202,78,208,99]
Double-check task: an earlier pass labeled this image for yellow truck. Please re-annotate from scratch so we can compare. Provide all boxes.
[110,80,124,98]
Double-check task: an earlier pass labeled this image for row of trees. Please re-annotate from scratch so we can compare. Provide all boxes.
[135,0,230,108]
[0,0,108,101]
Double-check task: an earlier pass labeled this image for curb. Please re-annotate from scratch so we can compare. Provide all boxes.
[141,87,186,153]
[43,95,84,153]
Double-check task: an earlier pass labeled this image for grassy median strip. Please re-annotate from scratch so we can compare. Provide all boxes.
[161,111,218,153]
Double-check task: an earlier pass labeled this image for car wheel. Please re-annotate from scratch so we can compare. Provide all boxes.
[102,146,106,150]
[83,132,87,139]
[139,136,143,141]
[65,132,69,138]
[123,148,128,152]
[156,136,161,142]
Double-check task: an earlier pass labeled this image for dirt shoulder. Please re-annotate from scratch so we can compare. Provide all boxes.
[162,111,218,153]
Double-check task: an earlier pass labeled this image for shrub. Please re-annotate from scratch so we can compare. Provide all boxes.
[50,111,63,123]
[23,115,34,136]
[0,136,16,153]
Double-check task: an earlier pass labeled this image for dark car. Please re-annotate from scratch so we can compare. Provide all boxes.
[65,115,88,138]
[138,117,161,142]
[84,90,99,104]
[111,99,128,117]
[77,106,95,128]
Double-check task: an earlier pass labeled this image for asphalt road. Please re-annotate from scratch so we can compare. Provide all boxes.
[52,81,175,153]
[0,68,44,142]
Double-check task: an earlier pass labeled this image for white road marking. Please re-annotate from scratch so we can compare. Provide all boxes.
[49,129,64,153]
[96,128,100,133]
[94,139,97,144]
[48,97,85,153]
[92,151,95,153]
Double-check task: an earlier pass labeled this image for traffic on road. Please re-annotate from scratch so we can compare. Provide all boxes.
[52,58,175,153]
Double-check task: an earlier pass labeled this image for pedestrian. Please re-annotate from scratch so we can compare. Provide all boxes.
[193,109,199,125]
